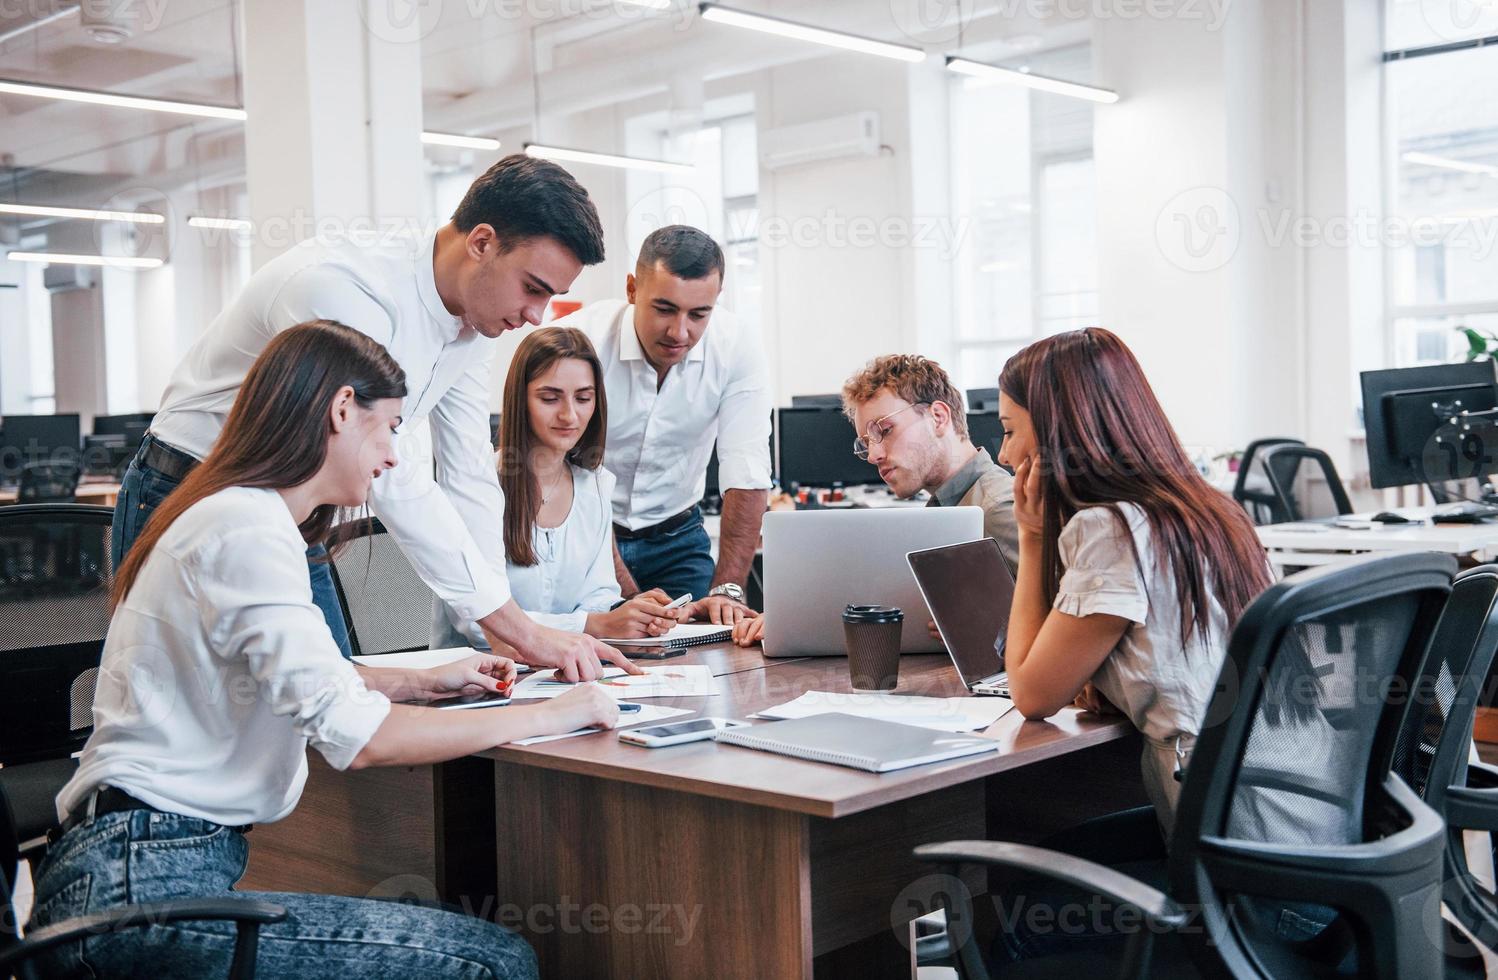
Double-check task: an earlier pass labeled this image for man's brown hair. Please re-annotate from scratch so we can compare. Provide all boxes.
[840,354,968,439]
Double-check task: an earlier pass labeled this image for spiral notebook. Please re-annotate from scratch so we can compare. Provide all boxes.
[713,713,1000,773]
[605,623,734,648]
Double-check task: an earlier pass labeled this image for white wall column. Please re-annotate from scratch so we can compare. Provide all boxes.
[242,0,425,270]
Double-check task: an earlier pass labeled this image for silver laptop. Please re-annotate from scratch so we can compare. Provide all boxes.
[761,507,984,658]
[907,538,1014,697]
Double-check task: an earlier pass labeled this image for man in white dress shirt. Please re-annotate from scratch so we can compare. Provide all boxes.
[558,226,772,625]
[116,155,635,680]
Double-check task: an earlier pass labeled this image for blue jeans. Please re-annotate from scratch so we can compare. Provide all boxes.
[28,808,536,979]
[111,439,354,659]
[615,507,714,601]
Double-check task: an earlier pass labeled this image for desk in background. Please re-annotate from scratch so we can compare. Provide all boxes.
[247,643,1141,979]
[1257,510,1498,576]
[0,481,121,508]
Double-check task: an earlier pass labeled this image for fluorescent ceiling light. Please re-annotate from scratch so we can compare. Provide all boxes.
[0,78,246,120]
[0,202,163,224]
[0,4,77,46]
[698,4,926,64]
[946,57,1119,104]
[524,143,693,175]
[421,131,502,151]
[187,215,253,231]
[1403,151,1498,177]
[5,251,163,268]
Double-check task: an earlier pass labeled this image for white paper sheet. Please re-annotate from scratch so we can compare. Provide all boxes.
[754,691,1015,733]
[513,705,694,745]
[511,665,719,700]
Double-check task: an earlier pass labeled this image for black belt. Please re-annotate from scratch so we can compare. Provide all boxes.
[140,434,200,483]
[58,786,250,838]
[613,506,700,541]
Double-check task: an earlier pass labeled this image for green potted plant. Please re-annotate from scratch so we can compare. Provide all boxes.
[1457,325,1498,361]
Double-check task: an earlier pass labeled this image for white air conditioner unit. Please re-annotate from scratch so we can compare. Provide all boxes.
[760,111,880,171]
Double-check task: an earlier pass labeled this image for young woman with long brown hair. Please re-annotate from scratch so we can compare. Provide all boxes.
[440,327,683,646]
[997,327,1271,832]
[31,321,613,978]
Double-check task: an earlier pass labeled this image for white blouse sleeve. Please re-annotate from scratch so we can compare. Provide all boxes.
[1053,507,1150,625]
[199,527,390,771]
[574,466,624,615]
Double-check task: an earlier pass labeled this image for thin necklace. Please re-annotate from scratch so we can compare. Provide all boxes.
[539,465,567,505]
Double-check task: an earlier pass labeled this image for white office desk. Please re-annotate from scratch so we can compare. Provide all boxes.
[1258,510,1498,575]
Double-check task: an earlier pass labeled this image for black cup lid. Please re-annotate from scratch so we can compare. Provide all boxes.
[843,604,903,624]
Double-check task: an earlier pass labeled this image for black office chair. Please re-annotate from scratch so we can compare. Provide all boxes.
[1392,565,1498,959]
[1233,438,1305,525]
[327,517,443,657]
[914,551,1457,979]
[1260,444,1354,522]
[0,775,287,980]
[16,462,80,505]
[0,505,115,861]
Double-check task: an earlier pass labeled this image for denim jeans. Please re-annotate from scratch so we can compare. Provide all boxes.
[28,809,537,979]
[615,507,714,601]
[111,438,354,659]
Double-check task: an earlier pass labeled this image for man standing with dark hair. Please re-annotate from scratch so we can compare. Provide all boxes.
[558,225,772,626]
[118,154,639,681]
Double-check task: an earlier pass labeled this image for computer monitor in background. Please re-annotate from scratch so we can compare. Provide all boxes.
[966,387,1001,412]
[776,407,881,488]
[0,414,82,484]
[1361,363,1498,490]
[789,393,843,409]
[967,412,1004,462]
[93,413,153,450]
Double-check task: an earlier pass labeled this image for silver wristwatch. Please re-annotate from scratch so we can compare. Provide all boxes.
[708,583,746,603]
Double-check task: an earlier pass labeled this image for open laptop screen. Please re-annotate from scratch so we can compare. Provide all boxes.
[907,538,1015,687]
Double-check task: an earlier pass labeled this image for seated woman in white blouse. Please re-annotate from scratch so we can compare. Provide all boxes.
[29,320,614,979]
[439,327,683,647]
[986,327,1275,963]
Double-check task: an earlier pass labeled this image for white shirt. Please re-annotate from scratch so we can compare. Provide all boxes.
[1054,504,1233,830]
[556,299,773,530]
[57,487,392,827]
[150,234,511,629]
[436,464,621,642]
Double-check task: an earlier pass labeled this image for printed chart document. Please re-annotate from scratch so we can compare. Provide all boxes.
[513,706,694,746]
[754,691,1015,733]
[512,665,719,700]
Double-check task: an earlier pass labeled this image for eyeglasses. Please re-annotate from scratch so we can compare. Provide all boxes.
[853,402,929,460]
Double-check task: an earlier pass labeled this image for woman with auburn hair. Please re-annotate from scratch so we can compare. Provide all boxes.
[996,327,1271,833]
[31,321,613,978]
[438,327,683,647]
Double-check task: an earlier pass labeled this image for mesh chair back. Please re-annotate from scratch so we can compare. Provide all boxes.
[18,461,80,504]
[327,518,439,657]
[1393,566,1498,950]
[1234,438,1304,525]
[1170,552,1454,979]
[1261,445,1353,522]
[0,505,113,765]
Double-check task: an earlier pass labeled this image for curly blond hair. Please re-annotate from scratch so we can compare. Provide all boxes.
[840,354,968,439]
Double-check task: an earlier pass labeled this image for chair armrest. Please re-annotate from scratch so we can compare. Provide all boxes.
[1200,777,1444,877]
[0,897,287,967]
[1465,759,1498,789]
[913,840,1188,930]
[1443,784,1498,833]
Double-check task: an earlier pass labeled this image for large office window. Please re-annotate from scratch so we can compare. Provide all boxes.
[949,44,1099,390]
[1384,1,1498,365]
[625,100,761,335]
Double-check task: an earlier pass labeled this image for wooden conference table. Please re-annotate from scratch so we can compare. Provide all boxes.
[243,642,1141,979]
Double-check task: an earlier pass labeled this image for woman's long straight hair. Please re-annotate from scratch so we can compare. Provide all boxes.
[499,327,608,567]
[998,328,1270,644]
[112,320,407,608]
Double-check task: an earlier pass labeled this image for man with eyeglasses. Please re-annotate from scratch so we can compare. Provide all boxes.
[732,354,1017,648]
[842,354,1019,571]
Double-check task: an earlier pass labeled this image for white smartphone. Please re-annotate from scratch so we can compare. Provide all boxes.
[618,717,748,747]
